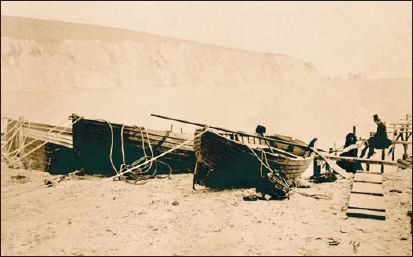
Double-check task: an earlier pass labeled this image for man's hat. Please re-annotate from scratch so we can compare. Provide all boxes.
[373,114,379,121]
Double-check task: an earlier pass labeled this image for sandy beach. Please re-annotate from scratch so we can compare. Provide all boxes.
[1,3,412,256]
[1,162,411,256]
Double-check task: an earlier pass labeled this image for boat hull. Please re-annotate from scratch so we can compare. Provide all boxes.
[194,129,313,188]
[72,117,195,175]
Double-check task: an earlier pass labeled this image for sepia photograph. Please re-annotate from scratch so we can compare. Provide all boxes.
[1,1,412,256]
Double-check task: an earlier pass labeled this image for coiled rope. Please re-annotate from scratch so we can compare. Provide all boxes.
[246,144,292,199]
[109,128,210,182]
[101,120,174,185]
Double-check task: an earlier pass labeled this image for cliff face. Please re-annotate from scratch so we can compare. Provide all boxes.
[1,15,322,91]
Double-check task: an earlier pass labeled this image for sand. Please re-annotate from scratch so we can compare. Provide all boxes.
[1,162,411,256]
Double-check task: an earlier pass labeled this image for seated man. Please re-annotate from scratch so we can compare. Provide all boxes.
[336,133,363,173]
[360,114,392,158]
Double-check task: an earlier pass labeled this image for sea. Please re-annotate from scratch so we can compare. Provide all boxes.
[1,78,412,176]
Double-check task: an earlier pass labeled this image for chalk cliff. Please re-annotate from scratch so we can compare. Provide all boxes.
[1,15,322,91]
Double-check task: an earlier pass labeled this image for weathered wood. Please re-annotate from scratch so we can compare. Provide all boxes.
[313,159,321,176]
[387,130,412,134]
[24,130,73,148]
[352,182,384,196]
[193,129,314,188]
[354,172,382,183]
[348,193,386,212]
[22,122,73,134]
[151,114,312,150]
[390,123,412,126]
[71,115,196,174]
[347,208,386,220]
[151,114,351,179]
[320,155,400,167]
[392,141,412,145]
[18,117,25,155]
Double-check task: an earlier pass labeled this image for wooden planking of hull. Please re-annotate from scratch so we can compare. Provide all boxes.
[71,115,196,175]
[194,129,313,189]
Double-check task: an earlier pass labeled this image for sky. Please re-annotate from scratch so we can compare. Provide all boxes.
[1,1,412,79]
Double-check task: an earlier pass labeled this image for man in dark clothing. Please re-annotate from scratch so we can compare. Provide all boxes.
[255,125,266,137]
[337,133,363,173]
[360,114,393,158]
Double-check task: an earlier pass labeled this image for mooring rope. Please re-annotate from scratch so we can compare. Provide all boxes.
[109,128,210,182]
[1,118,23,140]
[1,119,27,149]
[12,121,32,158]
[97,119,118,175]
[121,126,172,184]
[7,118,81,167]
[2,118,69,159]
[100,120,175,184]
[246,144,292,198]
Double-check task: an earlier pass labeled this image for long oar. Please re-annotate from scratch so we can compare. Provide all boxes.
[151,114,349,179]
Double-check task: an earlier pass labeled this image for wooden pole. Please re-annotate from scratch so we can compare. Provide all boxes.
[18,116,25,156]
[151,113,312,150]
[320,155,400,167]
[353,126,357,137]
[381,149,385,173]
[313,159,321,177]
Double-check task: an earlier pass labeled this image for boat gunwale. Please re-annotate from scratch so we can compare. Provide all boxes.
[207,129,313,161]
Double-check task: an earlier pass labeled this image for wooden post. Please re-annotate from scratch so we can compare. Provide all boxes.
[392,125,396,141]
[69,114,81,171]
[17,116,25,156]
[353,126,357,137]
[180,128,183,133]
[381,149,385,173]
[170,124,173,132]
[313,159,321,177]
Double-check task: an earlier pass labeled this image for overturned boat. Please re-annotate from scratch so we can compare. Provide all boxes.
[193,128,314,189]
[70,114,195,175]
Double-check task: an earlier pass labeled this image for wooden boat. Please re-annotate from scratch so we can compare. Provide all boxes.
[70,115,195,175]
[193,128,314,189]
[2,118,74,174]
